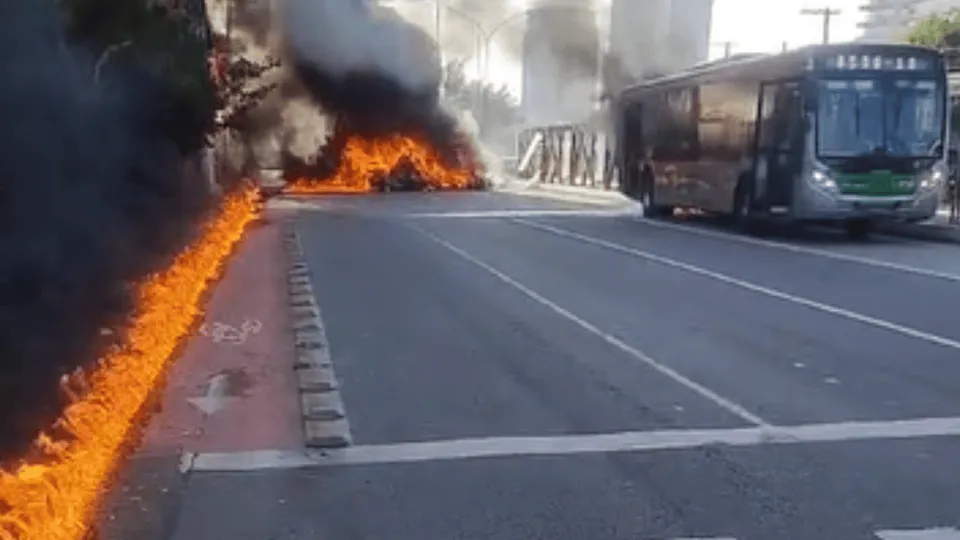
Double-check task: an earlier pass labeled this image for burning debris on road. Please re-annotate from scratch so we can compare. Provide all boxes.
[283,116,485,193]
[278,0,486,194]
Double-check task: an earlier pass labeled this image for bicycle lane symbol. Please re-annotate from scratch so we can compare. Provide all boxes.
[198,319,262,345]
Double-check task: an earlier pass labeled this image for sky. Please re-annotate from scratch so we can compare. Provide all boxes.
[393,0,872,96]
[708,0,868,59]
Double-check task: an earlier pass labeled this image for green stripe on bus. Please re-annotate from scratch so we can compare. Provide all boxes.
[835,171,916,196]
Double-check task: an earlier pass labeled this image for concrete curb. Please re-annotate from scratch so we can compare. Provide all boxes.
[282,222,351,449]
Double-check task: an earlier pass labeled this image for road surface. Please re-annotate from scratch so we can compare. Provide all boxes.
[130,192,960,539]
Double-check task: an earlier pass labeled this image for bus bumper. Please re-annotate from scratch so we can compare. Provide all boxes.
[791,186,940,223]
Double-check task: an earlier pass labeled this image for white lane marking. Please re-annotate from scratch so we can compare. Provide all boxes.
[411,225,768,427]
[189,415,960,471]
[402,209,634,218]
[505,187,625,207]
[876,528,960,539]
[631,215,960,282]
[516,220,960,352]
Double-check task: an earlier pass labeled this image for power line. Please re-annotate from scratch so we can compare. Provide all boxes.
[800,7,842,44]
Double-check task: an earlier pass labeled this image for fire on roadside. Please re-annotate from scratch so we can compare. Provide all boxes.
[284,130,485,194]
[0,185,260,540]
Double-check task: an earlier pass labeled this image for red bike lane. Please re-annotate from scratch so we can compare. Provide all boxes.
[98,209,302,539]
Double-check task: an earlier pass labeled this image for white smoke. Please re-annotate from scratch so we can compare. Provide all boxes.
[279,0,440,93]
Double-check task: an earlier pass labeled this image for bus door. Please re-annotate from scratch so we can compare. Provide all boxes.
[757,81,804,212]
[619,101,644,197]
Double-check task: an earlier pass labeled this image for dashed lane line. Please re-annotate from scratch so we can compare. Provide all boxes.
[402,209,636,218]
[411,224,769,427]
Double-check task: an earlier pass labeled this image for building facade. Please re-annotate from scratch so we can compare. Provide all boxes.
[520,0,601,125]
[666,0,714,69]
[607,0,713,87]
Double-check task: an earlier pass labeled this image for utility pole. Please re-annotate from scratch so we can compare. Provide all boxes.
[711,41,736,58]
[800,7,841,44]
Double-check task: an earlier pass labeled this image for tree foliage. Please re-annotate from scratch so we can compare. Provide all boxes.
[60,0,217,154]
[210,39,281,133]
[442,59,521,136]
[59,0,281,158]
[906,10,960,49]
[906,10,960,130]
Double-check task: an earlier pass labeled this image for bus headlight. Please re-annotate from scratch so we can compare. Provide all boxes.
[918,168,944,191]
[811,169,837,190]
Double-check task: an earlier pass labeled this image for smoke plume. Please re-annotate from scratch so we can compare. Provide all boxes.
[0,1,213,459]
[277,0,469,165]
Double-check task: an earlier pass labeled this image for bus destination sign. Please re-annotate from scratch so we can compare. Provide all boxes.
[821,53,935,71]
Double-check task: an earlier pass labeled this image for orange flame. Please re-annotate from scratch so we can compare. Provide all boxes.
[0,185,260,540]
[285,133,482,193]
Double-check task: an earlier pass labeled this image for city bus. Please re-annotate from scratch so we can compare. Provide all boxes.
[613,43,949,237]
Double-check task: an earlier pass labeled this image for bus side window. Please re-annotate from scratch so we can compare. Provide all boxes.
[759,84,778,149]
[656,86,699,160]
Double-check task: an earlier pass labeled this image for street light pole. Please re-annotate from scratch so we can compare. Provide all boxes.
[435,0,443,97]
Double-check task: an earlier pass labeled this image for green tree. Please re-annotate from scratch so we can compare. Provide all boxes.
[906,10,960,47]
[442,60,521,152]
[61,0,217,155]
[907,10,960,131]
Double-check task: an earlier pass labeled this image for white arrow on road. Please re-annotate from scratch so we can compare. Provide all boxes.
[188,373,235,415]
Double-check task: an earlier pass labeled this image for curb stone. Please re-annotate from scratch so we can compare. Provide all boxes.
[282,221,352,448]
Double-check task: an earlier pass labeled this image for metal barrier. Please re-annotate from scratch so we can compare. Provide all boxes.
[516,123,616,190]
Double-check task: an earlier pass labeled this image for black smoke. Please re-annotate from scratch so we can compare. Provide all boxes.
[278,0,473,171]
[0,1,214,460]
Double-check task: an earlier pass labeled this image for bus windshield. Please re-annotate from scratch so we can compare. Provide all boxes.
[816,78,943,159]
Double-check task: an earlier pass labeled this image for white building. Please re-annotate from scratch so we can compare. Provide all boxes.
[607,0,713,85]
[520,0,714,124]
[520,0,601,125]
[667,0,714,68]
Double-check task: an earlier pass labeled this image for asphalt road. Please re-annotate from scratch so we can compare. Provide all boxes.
[169,191,960,540]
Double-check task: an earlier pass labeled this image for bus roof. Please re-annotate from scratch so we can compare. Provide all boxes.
[618,42,941,100]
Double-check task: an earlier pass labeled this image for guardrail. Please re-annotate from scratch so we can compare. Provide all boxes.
[515,123,616,190]
[516,123,960,225]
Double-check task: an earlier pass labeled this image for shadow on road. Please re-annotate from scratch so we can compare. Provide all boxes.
[654,213,921,247]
